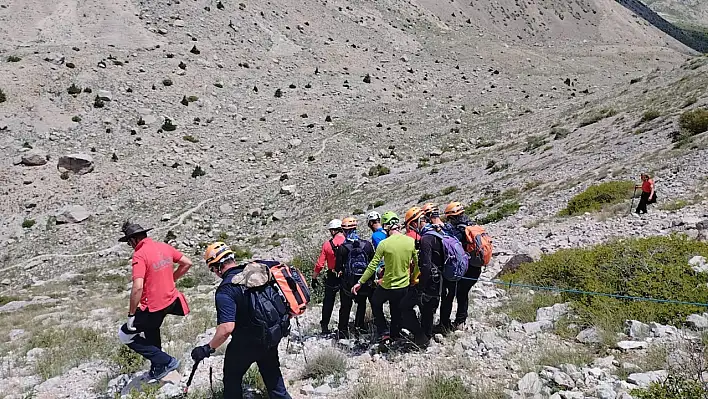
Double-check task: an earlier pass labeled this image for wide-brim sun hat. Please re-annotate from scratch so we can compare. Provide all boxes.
[118,222,153,242]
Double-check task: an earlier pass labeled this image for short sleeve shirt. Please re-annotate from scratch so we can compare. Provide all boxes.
[215,270,240,325]
[131,238,183,312]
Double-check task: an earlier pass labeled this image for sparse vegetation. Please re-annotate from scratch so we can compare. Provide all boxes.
[0,295,20,306]
[419,193,436,202]
[28,328,112,380]
[231,246,253,260]
[633,375,706,399]
[301,349,347,381]
[486,161,509,174]
[352,208,365,215]
[537,345,593,368]
[552,127,570,140]
[111,344,145,374]
[477,201,519,224]
[7,55,21,62]
[176,275,197,289]
[465,199,486,215]
[679,108,708,136]
[243,364,267,396]
[639,110,661,124]
[67,84,82,95]
[524,135,547,152]
[499,292,560,323]
[661,199,689,211]
[440,185,458,195]
[502,235,708,331]
[559,180,634,216]
[373,200,385,207]
[22,219,36,228]
[419,374,472,399]
[0,88,6,103]
[71,116,81,122]
[579,108,618,127]
[183,135,199,143]
[368,164,390,177]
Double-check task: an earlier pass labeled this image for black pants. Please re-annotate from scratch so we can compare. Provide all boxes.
[223,343,291,399]
[439,266,482,327]
[636,191,651,214]
[370,286,408,339]
[400,288,440,344]
[124,297,185,367]
[320,271,340,330]
[338,286,373,335]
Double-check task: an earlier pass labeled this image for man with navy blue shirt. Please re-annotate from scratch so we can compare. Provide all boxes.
[190,242,291,399]
[367,211,388,249]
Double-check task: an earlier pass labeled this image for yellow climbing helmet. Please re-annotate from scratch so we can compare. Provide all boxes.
[204,242,234,269]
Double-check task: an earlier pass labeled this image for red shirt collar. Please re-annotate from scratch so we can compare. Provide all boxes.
[133,237,152,251]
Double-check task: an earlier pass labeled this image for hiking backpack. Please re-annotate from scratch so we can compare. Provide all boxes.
[244,283,291,349]
[267,261,311,317]
[342,239,370,285]
[462,225,493,267]
[424,231,469,282]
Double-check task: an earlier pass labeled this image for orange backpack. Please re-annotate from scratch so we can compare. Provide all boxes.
[264,261,311,317]
[463,225,493,266]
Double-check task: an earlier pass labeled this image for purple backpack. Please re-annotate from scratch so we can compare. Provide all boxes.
[424,231,469,281]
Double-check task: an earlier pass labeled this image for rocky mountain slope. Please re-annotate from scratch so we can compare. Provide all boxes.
[1,0,707,398]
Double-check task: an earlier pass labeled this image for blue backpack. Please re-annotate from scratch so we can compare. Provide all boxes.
[343,239,370,285]
[424,231,469,281]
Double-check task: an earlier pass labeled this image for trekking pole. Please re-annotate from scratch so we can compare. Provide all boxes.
[629,186,637,214]
[183,361,200,395]
[295,317,308,364]
[209,366,215,398]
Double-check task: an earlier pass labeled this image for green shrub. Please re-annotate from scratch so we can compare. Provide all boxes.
[352,208,365,215]
[661,200,689,211]
[679,108,708,136]
[465,199,486,215]
[22,219,36,228]
[350,379,408,399]
[0,295,20,306]
[419,375,472,399]
[501,235,708,330]
[486,162,509,174]
[559,180,634,216]
[71,116,82,122]
[537,345,593,368]
[579,108,617,127]
[373,200,385,207]
[478,201,519,224]
[440,186,458,196]
[231,246,253,260]
[176,276,197,289]
[368,164,390,177]
[640,110,661,124]
[419,193,436,202]
[524,135,547,152]
[499,292,560,323]
[243,364,267,395]
[0,88,6,103]
[183,135,199,143]
[111,345,145,374]
[632,375,706,399]
[301,349,346,381]
[67,84,82,95]
[7,55,21,62]
[552,127,570,140]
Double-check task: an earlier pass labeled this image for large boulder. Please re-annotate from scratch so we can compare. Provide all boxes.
[57,154,94,175]
[627,370,668,388]
[21,150,49,166]
[686,313,708,329]
[55,205,90,224]
[536,303,570,322]
[517,372,542,394]
[495,254,534,279]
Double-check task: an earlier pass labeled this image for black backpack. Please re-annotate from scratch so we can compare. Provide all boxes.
[244,284,291,349]
[224,263,291,349]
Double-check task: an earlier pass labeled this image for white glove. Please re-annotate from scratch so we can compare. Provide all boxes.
[126,314,136,332]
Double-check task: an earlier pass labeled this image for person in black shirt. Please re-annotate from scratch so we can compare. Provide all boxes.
[401,207,443,348]
[190,242,292,399]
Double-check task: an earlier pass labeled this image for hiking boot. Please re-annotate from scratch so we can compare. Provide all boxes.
[432,323,452,335]
[452,320,466,331]
[149,357,180,381]
[335,329,349,340]
[320,322,330,335]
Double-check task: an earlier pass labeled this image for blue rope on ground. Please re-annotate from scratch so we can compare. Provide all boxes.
[458,275,708,307]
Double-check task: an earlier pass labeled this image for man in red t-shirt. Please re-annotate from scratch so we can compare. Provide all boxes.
[311,219,346,334]
[117,221,193,381]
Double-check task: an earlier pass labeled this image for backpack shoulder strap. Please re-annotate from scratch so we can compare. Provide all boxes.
[329,238,338,252]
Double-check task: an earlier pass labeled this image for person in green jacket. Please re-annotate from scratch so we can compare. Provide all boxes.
[352,212,418,342]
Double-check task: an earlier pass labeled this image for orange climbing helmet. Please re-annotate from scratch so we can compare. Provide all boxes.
[444,201,465,217]
[204,241,234,270]
[421,202,438,217]
[342,217,358,230]
[404,206,424,227]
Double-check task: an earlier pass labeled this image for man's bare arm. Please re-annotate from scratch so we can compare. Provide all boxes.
[173,255,193,281]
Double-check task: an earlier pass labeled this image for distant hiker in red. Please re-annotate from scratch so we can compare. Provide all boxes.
[311,219,346,334]
[635,173,656,215]
[117,221,193,381]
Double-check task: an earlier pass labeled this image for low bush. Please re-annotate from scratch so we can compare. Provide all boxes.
[231,246,253,260]
[111,345,145,374]
[501,235,708,330]
[679,108,708,136]
[632,375,706,399]
[639,110,661,124]
[301,349,347,381]
[419,374,472,399]
[243,364,267,397]
[478,201,519,224]
[499,292,560,323]
[419,193,436,202]
[7,55,21,62]
[29,328,112,380]
[0,88,6,103]
[465,199,486,215]
[440,186,458,195]
[176,275,197,289]
[0,295,20,306]
[373,200,385,207]
[183,135,199,143]
[524,135,547,152]
[579,108,617,127]
[22,219,35,228]
[559,180,634,216]
[552,127,570,140]
[368,164,390,177]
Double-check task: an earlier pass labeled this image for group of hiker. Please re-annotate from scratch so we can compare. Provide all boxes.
[312,201,492,348]
[115,200,492,398]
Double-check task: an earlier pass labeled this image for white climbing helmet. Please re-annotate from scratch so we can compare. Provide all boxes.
[326,219,342,230]
[366,211,381,222]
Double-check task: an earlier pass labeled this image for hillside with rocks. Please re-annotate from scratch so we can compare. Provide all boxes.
[1,0,708,398]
